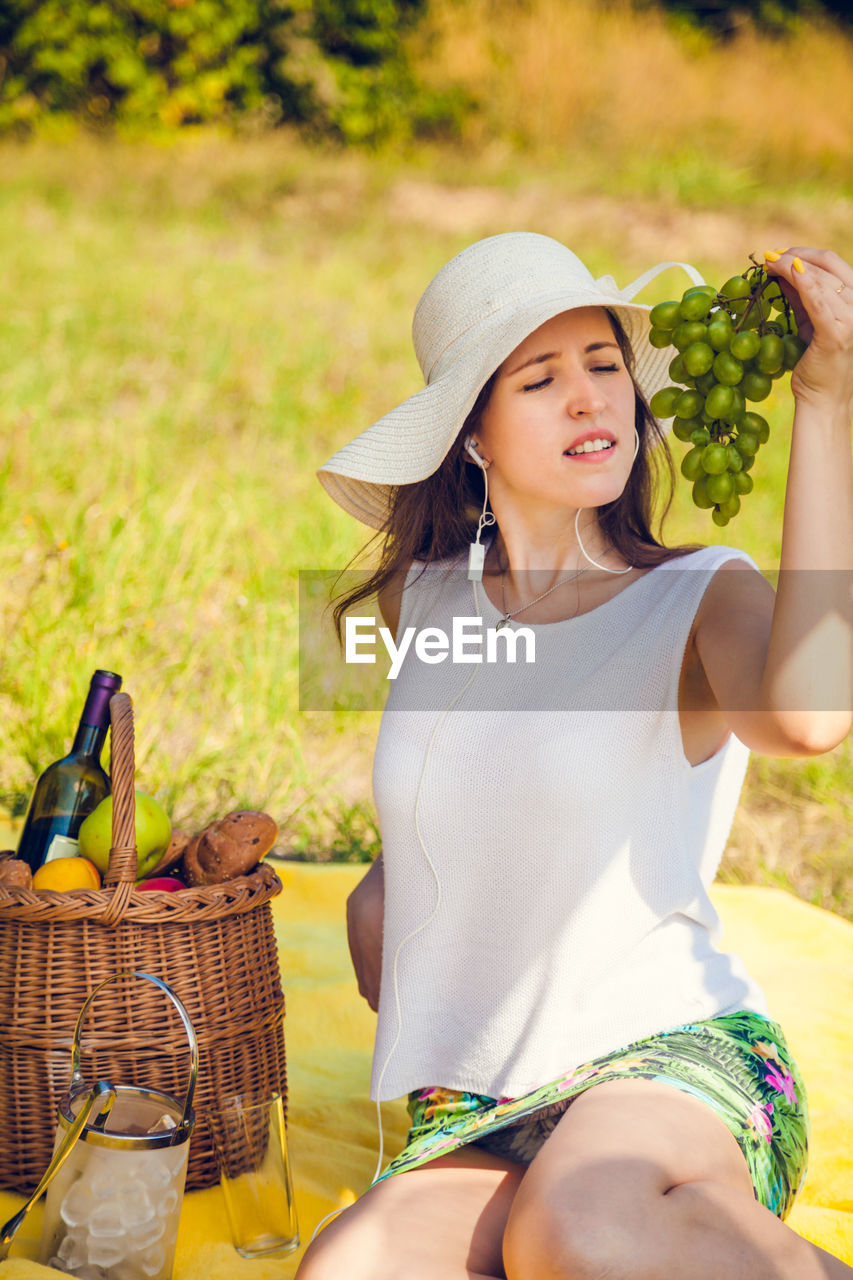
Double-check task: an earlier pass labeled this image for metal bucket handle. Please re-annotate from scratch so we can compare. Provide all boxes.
[70,970,198,1139]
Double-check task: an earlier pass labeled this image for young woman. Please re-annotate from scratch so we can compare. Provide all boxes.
[298,233,853,1279]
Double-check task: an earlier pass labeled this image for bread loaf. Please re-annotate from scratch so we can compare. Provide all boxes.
[180,811,278,886]
[181,834,206,887]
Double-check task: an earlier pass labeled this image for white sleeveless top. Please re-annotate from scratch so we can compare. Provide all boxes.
[370,543,769,1102]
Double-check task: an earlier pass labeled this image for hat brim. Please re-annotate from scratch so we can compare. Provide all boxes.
[318,289,676,531]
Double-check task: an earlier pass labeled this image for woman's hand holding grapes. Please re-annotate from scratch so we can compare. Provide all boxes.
[650,247,852,526]
[764,247,853,415]
[681,244,853,756]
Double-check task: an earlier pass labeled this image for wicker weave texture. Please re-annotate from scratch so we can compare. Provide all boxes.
[0,693,287,1194]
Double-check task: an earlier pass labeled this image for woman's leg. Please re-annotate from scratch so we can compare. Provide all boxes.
[296,1143,525,1280]
[502,1078,852,1280]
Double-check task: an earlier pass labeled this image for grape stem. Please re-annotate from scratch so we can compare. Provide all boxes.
[734,265,766,333]
[735,295,758,333]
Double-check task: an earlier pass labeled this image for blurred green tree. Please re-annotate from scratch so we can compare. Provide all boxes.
[640,0,851,38]
[2,0,843,138]
[0,0,453,140]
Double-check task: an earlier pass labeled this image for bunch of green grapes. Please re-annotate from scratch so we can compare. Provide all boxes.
[648,260,806,526]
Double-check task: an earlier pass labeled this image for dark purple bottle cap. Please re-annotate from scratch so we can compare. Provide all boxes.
[81,670,123,728]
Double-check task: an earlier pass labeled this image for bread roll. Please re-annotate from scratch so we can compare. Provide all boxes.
[181,835,206,887]
[180,811,278,886]
[0,858,33,890]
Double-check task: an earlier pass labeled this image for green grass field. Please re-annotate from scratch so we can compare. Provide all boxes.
[0,127,850,914]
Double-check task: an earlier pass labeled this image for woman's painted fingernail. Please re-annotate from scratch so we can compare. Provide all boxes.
[764,250,781,262]
[793,257,804,273]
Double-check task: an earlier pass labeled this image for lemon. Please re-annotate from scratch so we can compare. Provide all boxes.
[32,856,101,892]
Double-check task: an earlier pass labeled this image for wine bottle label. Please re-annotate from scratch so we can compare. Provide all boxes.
[44,835,81,863]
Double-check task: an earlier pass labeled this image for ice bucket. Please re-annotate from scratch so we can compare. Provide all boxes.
[38,971,197,1280]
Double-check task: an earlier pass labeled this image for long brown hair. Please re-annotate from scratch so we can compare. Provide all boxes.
[332,311,699,641]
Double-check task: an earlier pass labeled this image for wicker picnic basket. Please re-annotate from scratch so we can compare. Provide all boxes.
[0,692,287,1195]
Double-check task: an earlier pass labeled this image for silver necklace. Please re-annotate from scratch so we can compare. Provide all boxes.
[497,567,584,629]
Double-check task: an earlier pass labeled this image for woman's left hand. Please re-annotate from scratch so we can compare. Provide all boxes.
[765,247,853,413]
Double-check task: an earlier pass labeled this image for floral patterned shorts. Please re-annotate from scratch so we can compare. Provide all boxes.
[375,1011,809,1219]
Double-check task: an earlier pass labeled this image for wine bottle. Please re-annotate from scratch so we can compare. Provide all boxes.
[16,670,123,873]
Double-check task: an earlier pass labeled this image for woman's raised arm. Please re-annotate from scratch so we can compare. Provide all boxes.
[693,247,853,757]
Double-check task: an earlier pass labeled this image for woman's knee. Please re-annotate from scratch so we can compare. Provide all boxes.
[502,1192,568,1280]
[295,1202,382,1280]
[502,1169,643,1280]
[297,1154,518,1280]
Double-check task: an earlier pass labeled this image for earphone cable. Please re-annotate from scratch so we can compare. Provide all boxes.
[372,574,486,1147]
[311,577,487,1244]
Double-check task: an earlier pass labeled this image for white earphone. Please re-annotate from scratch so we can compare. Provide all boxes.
[464,434,488,469]
[463,435,493,580]
[466,435,491,465]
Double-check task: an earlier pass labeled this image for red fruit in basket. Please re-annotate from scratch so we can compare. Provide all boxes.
[137,877,184,893]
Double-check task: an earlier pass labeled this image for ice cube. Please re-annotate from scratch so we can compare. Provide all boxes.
[117,1186,154,1229]
[88,1162,124,1199]
[46,1257,69,1272]
[75,1267,107,1280]
[140,1243,166,1277]
[126,1216,165,1250]
[86,1235,126,1267]
[88,1174,111,1200]
[135,1155,171,1190]
[57,1234,79,1265]
[112,1265,144,1280]
[157,1188,177,1215]
[88,1198,123,1237]
[148,1113,176,1134]
[56,1228,88,1267]
[60,1182,95,1229]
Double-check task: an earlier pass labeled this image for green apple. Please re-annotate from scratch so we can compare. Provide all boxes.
[79,791,172,880]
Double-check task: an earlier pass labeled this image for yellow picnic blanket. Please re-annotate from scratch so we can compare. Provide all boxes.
[2,866,851,1277]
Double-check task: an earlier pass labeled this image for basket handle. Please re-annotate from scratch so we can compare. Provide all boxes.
[100,692,137,926]
[70,971,198,1139]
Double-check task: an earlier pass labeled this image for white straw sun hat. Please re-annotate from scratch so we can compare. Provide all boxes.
[317,232,704,530]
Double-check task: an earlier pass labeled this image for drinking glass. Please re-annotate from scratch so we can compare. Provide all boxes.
[210,1091,299,1259]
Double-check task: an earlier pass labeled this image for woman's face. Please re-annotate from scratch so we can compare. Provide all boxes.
[474,307,638,520]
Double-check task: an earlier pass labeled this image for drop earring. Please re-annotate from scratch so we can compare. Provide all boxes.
[464,436,494,582]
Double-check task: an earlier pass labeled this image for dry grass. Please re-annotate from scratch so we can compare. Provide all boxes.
[411,0,853,191]
[721,754,853,919]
